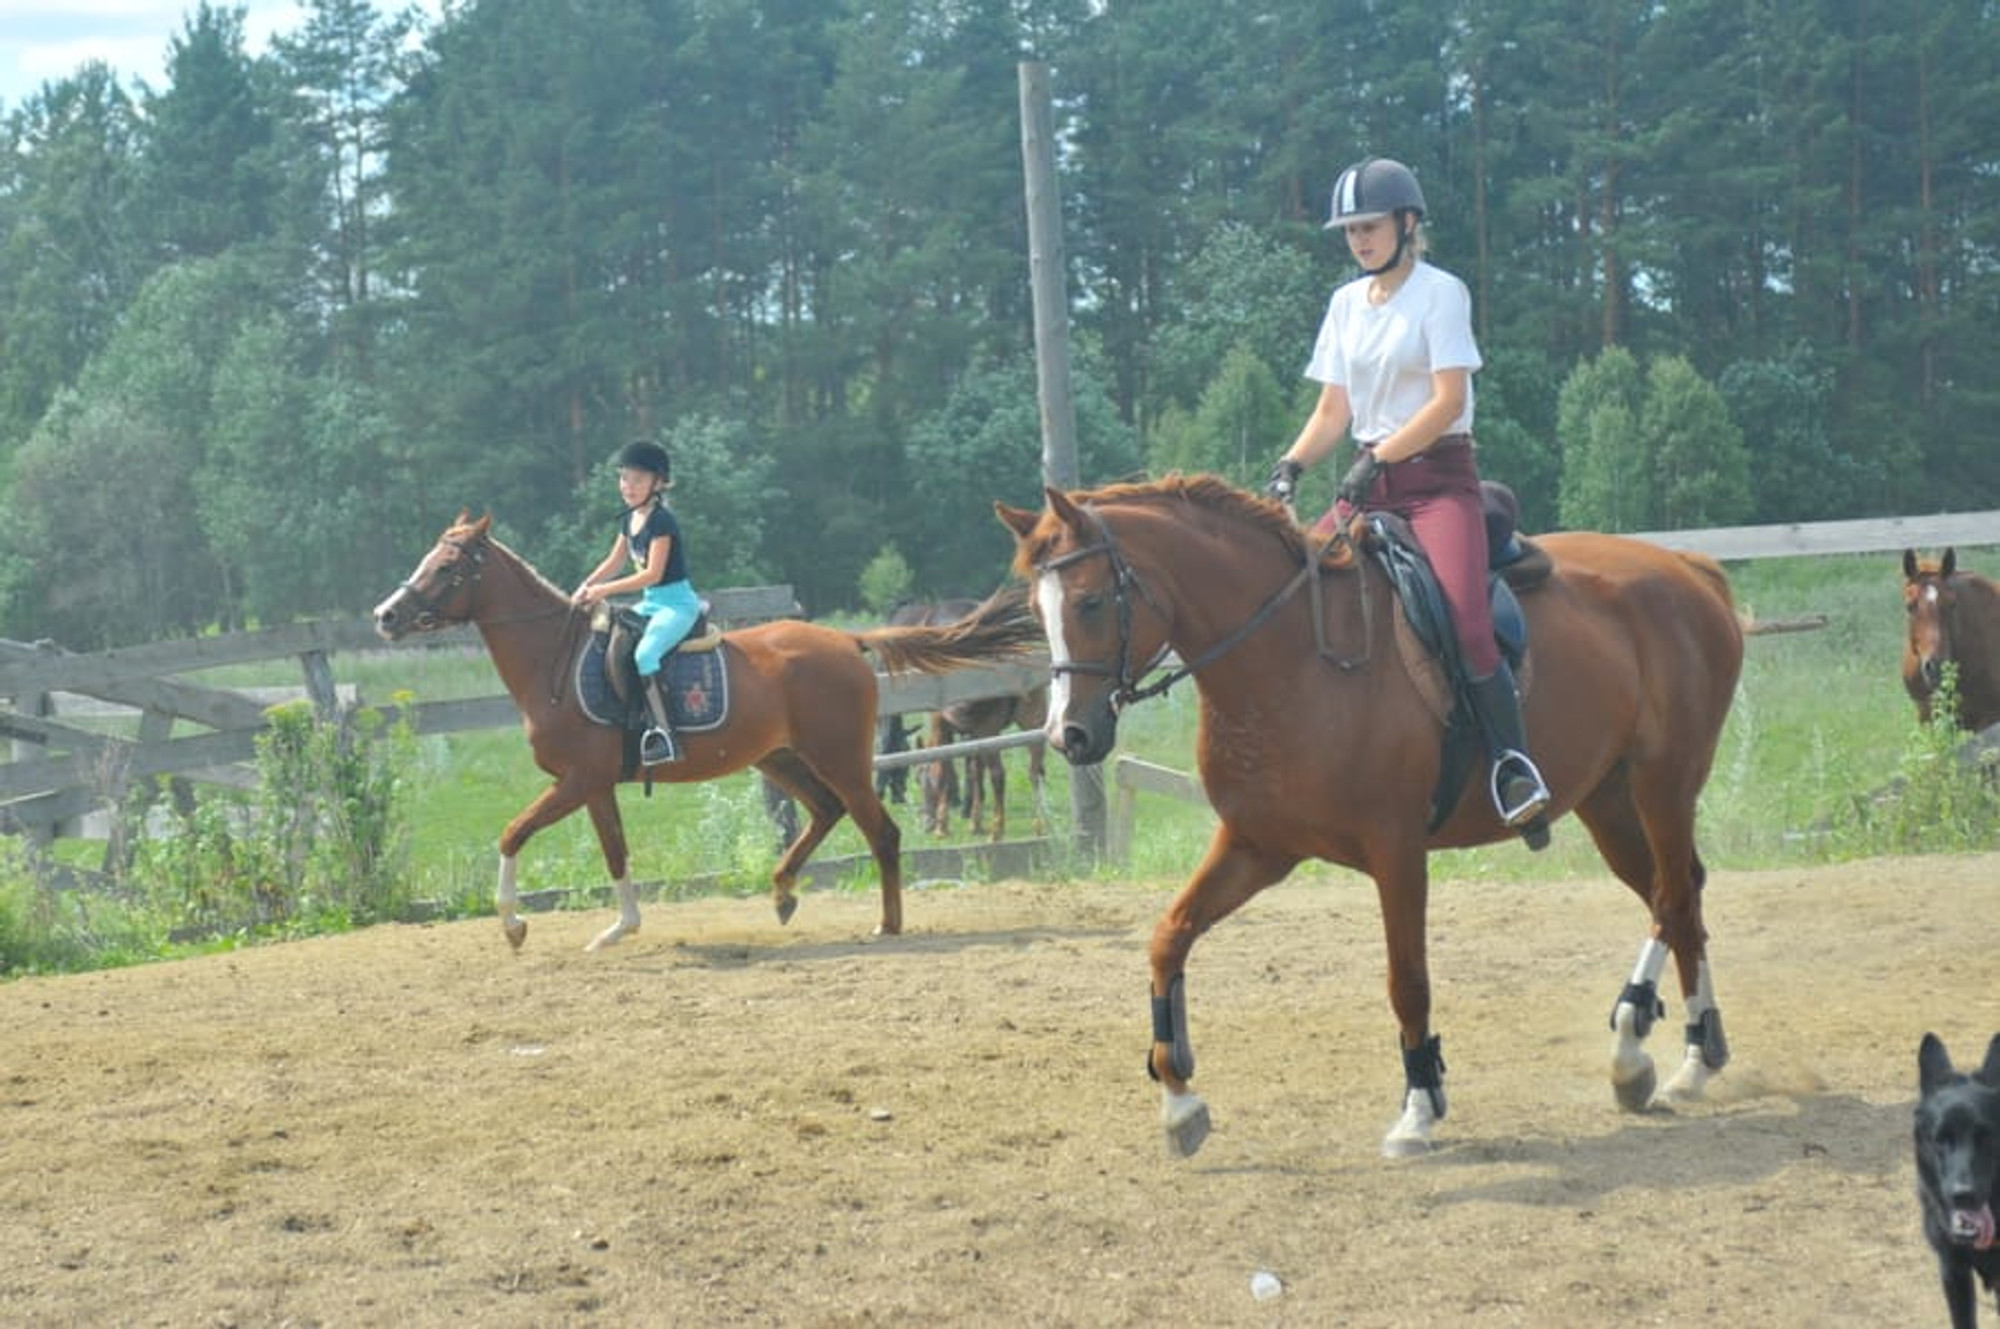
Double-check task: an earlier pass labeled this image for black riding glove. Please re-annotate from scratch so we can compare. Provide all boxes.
[1337,450,1382,508]
[1266,457,1303,503]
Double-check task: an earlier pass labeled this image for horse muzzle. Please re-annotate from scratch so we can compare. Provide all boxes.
[1051,696,1119,767]
[371,594,424,642]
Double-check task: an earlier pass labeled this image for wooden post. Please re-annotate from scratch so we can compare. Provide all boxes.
[1018,60,1105,864]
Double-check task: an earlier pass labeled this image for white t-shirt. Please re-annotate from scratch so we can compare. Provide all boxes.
[1303,261,1481,446]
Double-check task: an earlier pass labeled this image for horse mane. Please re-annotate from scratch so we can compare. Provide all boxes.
[446,514,569,604]
[1015,473,1308,574]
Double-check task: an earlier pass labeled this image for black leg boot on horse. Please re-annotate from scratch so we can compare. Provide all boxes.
[1469,664,1550,849]
[640,673,680,765]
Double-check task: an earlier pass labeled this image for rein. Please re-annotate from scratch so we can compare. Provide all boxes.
[1042,504,1370,711]
[398,534,588,705]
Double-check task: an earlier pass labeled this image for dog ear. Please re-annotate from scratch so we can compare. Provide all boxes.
[1978,1033,2000,1089]
[1919,1032,1957,1096]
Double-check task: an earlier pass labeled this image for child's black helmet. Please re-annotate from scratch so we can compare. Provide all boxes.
[616,440,671,481]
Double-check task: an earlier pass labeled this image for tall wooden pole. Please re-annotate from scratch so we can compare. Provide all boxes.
[1017,60,1104,861]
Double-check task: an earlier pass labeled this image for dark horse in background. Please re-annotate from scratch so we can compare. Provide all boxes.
[1903,548,2000,734]
[373,514,1042,952]
[872,599,973,806]
[1000,476,1744,1157]
[922,683,1049,843]
[877,599,1049,841]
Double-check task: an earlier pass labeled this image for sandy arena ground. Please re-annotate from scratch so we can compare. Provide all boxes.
[2,852,1996,1326]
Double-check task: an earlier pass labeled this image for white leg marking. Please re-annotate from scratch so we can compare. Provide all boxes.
[586,875,642,952]
[497,853,527,949]
[1610,937,1669,1108]
[1661,959,1718,1102]
[1383,1087,1440,1157]
[1160,1085,1212,1159]
[1035,571,1072,744]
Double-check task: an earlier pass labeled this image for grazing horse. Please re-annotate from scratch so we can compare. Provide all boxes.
[1903,548,2000,733]
[921,685,1050,842]
[372,514,1041,951]
[998,476,1744,1158]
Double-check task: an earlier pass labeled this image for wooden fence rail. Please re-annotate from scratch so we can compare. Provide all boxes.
[0,587,1048,851]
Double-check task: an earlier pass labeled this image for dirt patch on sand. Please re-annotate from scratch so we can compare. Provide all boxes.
[2,853,1995,1325]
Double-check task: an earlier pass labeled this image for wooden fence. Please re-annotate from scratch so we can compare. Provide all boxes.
[0,588,1047,864]
[1101,510,2000,862]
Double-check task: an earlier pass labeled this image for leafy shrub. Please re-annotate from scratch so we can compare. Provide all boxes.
[127,699,418,938]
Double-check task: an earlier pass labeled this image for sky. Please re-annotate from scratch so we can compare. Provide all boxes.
[0,1,435,111]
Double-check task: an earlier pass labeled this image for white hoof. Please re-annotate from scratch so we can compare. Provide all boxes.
[1659,1047,1713,1103]
[585,918,638,953]
[1610,1004,1657,1111]
[1162,1088,1212,1159]
[1382,1088,1439,1157]
[1612,1054,1657,1111]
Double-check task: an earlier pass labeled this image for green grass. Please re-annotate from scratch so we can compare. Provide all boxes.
[368,545,1997,899]
[12,542,1994,974]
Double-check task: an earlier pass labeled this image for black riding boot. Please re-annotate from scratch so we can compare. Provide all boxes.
[1468,665,1549,838]
[640,674,680,765]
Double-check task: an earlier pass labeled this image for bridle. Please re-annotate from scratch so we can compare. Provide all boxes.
[1038,503,1367,711]
[393,535,487,629]
[1038,506,1175,710]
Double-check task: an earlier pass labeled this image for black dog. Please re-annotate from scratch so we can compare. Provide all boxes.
[1917,1032,2000,1327]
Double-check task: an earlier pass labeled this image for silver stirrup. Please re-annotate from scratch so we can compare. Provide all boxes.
[1490,750,1550,825]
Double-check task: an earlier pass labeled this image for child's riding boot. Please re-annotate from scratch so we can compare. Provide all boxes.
[1469,664,1550,843]
[640,674,679,765]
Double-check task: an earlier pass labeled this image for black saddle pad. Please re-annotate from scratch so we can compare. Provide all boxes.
[576,632,730,732]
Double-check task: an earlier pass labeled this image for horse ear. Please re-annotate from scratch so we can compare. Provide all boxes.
[1942,548,1956,578]
[995,502,1040,540]
[1046,487,1087,528]
[1904,548,1919,581]
[470,513,493,537]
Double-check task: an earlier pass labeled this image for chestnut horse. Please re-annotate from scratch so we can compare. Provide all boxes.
[998,476,1744,1157]
[1903,548,2000,733]
[372,514,1041,952]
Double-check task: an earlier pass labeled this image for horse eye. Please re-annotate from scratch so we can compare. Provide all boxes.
[1077,593,1105,618]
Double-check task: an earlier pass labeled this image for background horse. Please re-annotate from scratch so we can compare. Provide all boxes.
[1902,547,2000,733]
[999,476,1744,1158]
[921,685,1049,842]
[373,514,1041,952]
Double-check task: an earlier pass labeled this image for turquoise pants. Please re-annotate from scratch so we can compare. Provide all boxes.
[635,580,701,676]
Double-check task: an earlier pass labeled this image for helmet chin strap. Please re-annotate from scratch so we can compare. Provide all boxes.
[1361,213,1417,277]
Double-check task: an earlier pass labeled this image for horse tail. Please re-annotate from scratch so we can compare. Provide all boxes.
[855,584,1045,675]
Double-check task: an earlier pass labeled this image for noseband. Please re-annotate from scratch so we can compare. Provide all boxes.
[395,536,486,628]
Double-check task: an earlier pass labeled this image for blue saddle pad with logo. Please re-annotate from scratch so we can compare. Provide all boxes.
[575,633,730,733]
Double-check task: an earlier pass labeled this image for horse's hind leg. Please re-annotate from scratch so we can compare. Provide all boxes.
[756,751,845,926]
[582,789,642,952]
[1576,774,1726,1110]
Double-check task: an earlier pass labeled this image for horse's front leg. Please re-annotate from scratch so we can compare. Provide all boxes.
[494,776,606,953]
[1609,853,1727,1110]
[581,788,639,952]
[1371,847,1443,1157]
[1148,830,1296,1159]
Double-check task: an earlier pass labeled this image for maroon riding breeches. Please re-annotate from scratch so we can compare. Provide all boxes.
[1312,437,1501,677]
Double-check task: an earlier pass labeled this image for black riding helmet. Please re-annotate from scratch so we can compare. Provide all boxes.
[616,439,672,483]
[1326,156,1427,276]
